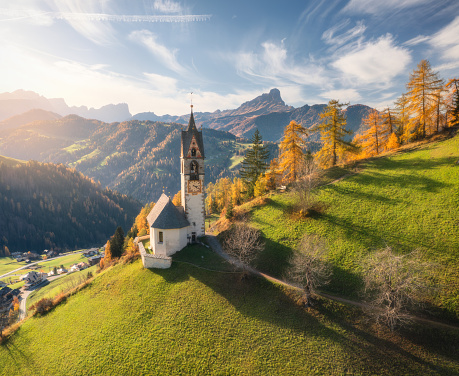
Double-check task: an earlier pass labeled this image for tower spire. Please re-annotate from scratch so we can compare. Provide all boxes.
[190,92,193,113]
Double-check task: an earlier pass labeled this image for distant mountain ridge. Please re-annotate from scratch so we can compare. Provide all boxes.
[1,89,373,143]
[131,88,373,142]
[0,90,131,123]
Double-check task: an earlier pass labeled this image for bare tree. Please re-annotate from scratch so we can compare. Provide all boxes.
[292,155,322,216]
[287,234,332,307]
[222,223,264,273]
[362,247,435,331]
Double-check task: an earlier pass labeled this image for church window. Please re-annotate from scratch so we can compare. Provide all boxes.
[190,161,199,180]
[158,231,163,243]
[191,148,197,157]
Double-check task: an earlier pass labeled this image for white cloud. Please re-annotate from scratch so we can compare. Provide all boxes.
[403,35,430,46]
[129,30,186,75]
[144,72,178,94]
[343,0,431,14]
[153,0,182,14]
[332,34,411,85]
[236,41,326,87]
[320,89,362,103]
[322,20,366,48]
[429,16,459,61]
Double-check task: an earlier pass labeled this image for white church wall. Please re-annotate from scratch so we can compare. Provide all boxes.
[151,227,188,257]
[138,241,172,269]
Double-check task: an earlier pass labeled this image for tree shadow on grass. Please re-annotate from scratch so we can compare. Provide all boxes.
[349,157,452,193]
[150,260,458,375]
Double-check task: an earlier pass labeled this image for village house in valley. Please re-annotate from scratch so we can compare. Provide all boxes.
[138,108,205,269]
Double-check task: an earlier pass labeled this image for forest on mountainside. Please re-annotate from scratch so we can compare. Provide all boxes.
[0,159,142,253]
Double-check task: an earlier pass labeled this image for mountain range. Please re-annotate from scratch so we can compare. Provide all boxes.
[0,90,131,123]
[1,89,373,142]
[0,88,373,203]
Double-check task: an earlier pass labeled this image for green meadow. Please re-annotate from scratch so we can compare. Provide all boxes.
[248,135,459,317]
[1,246,458,375]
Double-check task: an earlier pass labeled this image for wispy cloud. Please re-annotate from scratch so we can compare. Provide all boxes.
[320,88,362,102]
[331,34,411,85]
[0,9,212,23]
[403,35,430,46]
[153,0,182,14]
[343,0,431,14]
[322,20,366,48]
[236,41,326,87]
[429,16,459,62]
[130,30,186,75]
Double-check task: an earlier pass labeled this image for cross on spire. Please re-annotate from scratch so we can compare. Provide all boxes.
[190,92,193,112]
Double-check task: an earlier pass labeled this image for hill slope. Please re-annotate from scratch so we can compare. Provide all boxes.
[0,159,141,252]
[245,134,459,318]
[0,249,457,375]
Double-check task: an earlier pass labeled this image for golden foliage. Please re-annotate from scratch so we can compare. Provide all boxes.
[172,190,181,206]
[279,120,308,184]
[314,99,353,168]
[385,132,400,151]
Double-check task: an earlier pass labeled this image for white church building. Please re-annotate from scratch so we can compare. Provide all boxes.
[138,109,206,269]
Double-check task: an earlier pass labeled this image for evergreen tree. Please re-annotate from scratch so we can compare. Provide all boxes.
[239,130,269,196]
[314,100,353,168]
[279,121,308,184]
[110,226,125,258]
[406,59,444,138]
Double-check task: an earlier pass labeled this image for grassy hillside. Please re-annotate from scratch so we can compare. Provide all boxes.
[0,246,458,375]
[246,135,459,318]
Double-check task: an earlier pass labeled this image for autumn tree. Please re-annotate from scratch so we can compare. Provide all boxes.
[286,234,332,307]
[293,154,322,216]
[104,240,112,263]
[265,158,281,191]
[446,78,459,127]
[362,247,435,331]
[314,100,353,168]
[279,120,308,184]
[394,93,411,143]
[172,190,181,206]
[253,174,267,197]
[131,202,155,237]
[222,223,264,274]
[357,110,387,157]
[239,130,269,196]
[406,59,444,138]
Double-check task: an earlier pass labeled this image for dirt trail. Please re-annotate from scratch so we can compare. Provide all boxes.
[205,233,459,331]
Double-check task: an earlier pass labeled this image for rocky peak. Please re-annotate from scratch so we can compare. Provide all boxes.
[229,88,292,116]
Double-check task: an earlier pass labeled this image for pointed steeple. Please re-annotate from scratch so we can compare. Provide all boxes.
[181,105,205,158]
[187,109,198,132]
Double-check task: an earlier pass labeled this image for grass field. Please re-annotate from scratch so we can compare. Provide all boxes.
[244,135,459,318]
[1,247,458,375]
[26,265,97,310]
[0,258,28,276]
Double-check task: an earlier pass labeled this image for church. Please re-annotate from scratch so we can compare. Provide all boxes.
[139,108,205,269]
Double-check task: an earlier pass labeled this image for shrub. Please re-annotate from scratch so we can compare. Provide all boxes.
[30,298,54,315]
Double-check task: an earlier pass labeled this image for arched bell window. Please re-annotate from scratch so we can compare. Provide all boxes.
[190,161,199,180]
[191,148,197,157]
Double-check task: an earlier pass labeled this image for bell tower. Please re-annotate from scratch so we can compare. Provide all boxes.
[181,105,205,241]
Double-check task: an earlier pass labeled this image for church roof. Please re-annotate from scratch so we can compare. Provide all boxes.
[181,111,205,158]
[147,193,190,230]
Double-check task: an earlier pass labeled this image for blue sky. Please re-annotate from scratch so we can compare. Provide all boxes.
[0,0,458,115]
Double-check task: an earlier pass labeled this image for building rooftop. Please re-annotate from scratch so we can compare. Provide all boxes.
[147,193,190,230]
